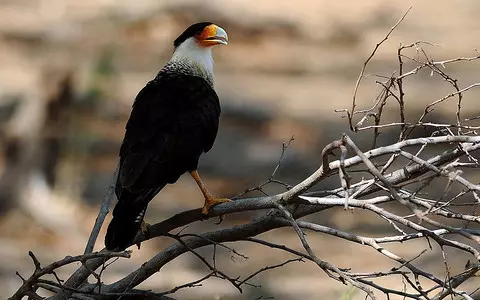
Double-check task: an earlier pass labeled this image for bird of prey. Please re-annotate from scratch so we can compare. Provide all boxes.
[105,22,229,251]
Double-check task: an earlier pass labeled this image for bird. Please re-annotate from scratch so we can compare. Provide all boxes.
[105,22,229,251]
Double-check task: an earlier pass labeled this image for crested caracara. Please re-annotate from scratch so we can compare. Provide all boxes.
[105,22,229,251]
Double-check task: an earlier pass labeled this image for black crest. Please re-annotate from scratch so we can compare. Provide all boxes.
[173,22,213,48]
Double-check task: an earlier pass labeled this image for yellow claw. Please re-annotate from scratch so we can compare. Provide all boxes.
[201,197,231,217]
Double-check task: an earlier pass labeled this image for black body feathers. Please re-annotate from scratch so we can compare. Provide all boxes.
[105,70,221,250]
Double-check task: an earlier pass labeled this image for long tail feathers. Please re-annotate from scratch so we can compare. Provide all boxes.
[105,201,146,251]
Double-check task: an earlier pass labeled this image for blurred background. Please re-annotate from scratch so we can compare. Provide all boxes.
[1,0,479,299]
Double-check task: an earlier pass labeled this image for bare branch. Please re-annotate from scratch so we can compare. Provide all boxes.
[84,163,119,254]
[9,251,130,300]
[350,7,412,130]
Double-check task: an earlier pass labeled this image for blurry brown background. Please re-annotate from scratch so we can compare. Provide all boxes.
[1,1,479,299]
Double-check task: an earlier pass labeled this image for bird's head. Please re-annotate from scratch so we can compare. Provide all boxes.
[174,22,228,48]
[170,22,228,80]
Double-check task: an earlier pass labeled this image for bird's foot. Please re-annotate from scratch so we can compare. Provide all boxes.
[201,197,231,219]
[140,220,151,235]
[136,220,151,250]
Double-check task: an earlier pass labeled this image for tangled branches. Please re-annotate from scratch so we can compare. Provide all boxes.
[12,134,480,299]
[9,9,480,300]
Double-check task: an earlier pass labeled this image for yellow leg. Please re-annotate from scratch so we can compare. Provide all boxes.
[190,170,231,216]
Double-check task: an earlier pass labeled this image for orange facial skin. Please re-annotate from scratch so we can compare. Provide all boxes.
[196,24,228,47]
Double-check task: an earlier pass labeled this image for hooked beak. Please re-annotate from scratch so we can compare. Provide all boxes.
[200,25,228,46]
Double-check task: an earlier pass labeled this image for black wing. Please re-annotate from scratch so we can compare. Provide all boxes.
[117,72,221,200]
[106,72,220,250]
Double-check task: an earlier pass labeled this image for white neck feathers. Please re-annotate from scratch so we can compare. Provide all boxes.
[170,37,214,79]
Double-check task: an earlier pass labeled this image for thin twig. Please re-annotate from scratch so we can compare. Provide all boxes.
[84,163,119,254]
[350,7,412,130]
